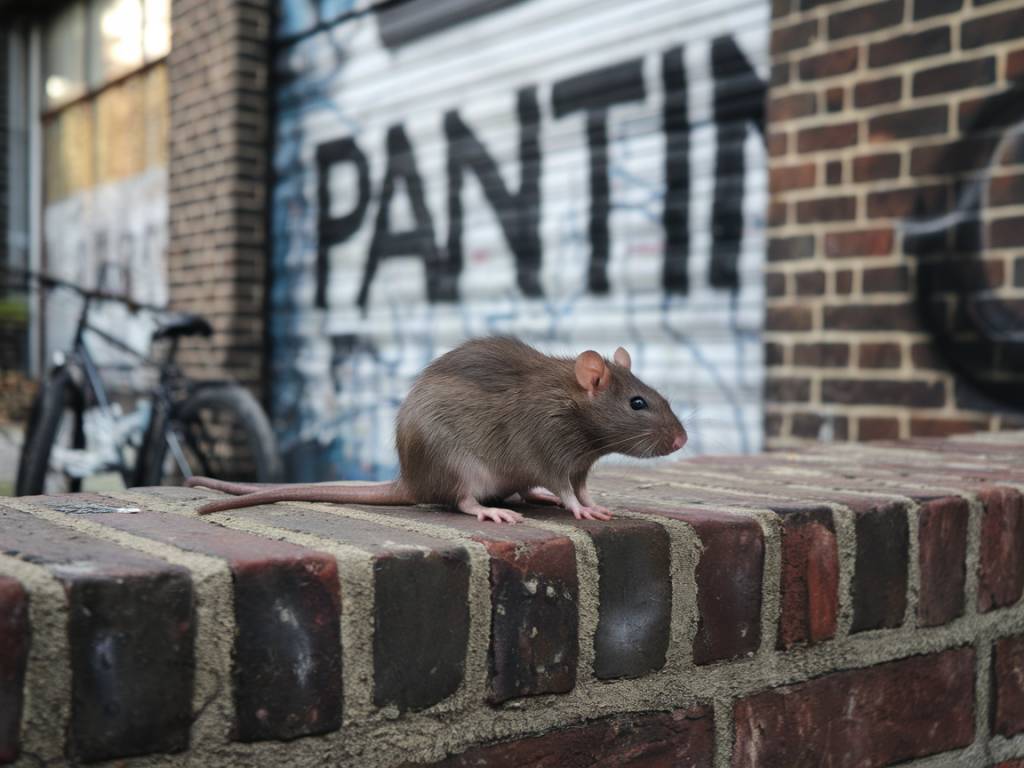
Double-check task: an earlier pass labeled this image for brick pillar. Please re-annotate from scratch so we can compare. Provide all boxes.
[764,0,1024,447]
[167,0,271,393]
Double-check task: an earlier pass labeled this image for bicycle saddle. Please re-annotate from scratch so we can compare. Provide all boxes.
[152,313,213,340]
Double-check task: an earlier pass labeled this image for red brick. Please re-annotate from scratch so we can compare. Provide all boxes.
[852,502,909,631]
[772,19,818,54]
[0,504,195,763]
[0,578,29,764]
[823,378,944,407]
[411,705,715,767]
[769,92,816,122]
[733,649,975,767]
[868,27,950,67]
[767,131,787,157]
[853,153,900,182]
[796,123,858,153]
[770,163,815,193]
[796,196,856,223]
[917,497,969,627]
[990,174,1024,207]
[824,227,893,257]
[978,487,1024,613]
[962,7,1024,49]
[775,507,839,650]
[859,342,901,368]
[823,302,918,331]
[994,634,1024,737]
[799,47,858,80]
[854,76,901,107]
[910,417,988,437]
[794,342,849,367]
[766,306,813,331]
[869,105,948,142]
[828,0,902,39]
[40,491,343,742]
[913,58,995,97]
[859,416,900,440]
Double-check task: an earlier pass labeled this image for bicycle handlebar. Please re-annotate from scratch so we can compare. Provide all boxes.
[7,269,169,314]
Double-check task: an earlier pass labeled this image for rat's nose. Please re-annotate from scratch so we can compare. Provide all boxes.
[671,431,687,451]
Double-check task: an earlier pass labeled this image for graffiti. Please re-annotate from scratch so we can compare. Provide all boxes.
[42,167,168,375]
[904,82,1024,411]
[272,0,769,479]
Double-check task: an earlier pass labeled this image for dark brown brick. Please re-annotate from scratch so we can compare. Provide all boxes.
[765,342,786,367]
[836,270,853,294]
[868,184,949,219]
[823,378,944,407]
[211,500,472,711]
[733,649,975,767]
[766,412,784,438]
[853,153,900,182]
[826,160,842,185]
[769,92,816,122]
[852,502,909,631]
[914,0,961,19]
[828,0,902,39]
[768,202,787,226]
[0,577,28,764]
[917,497,969,627]
[990,174,1024,207]
[40,491,343,743]
[978,487,1024,613]
[770,163,816,193]
[991,216,1024,248]
[963,8,1024,49]
[797,123,858,153]
[825,227,895,258]
[766,377,812,403]
[774,507,839,649]
[994,634,1024,737]
[772,0,791,17]
[767,132,787,157]
[773,19,818,54]
[767,306,813,331]
[869,105,948,142]
[863,265,909,293]
[768,235,815,262]
[1009,49,1024,80]
[794,342,850,368]
[530,513,671,681]
[799,47,858,80]
[911,341,941,370]
[766,272,787,297]
[411,706,715,767]
[771,61,790,87]
[854,77,902,108]
[910,135,999,176]
[797,196,856,223]
[868,27,950,67]
[914,58,996,97]
[823,302,918,331]
[859,342,901,368]
[859,416,900,440]
[795,270,826,295]
[910,417,988,437]
[0,504,195,763]
[825,87,844,113]
[1016,257,1024,287]
[791,413,824,438]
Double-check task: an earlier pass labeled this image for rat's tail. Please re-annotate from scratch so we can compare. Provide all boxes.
[185,477,415,515]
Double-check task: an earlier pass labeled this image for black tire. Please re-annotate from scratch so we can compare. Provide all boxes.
[139,384,282,486]
[15,368,85,496]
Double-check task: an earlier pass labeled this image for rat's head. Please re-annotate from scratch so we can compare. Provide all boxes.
[573,346,687,458]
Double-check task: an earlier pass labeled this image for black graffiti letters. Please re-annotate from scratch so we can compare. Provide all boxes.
[552,58,646,294]
[314,37,766,311]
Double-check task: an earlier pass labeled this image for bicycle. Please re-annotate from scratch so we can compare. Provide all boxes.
[14,271,282,495]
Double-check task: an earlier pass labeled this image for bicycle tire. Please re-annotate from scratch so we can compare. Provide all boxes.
[15,368,85,496]
[140,384,282,486]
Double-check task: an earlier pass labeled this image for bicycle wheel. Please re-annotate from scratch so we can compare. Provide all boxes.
[140,384,282,486]
[15,368,85,496]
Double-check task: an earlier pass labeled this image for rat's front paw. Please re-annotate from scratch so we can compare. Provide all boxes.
[573,505,612,521]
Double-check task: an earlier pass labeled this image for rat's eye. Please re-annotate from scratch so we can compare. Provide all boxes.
[630,396,648,410]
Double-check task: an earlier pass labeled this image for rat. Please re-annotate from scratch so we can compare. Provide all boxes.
[186,336,687,523]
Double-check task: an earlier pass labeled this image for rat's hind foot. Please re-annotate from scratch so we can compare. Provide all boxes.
[458,496,524,524]
[519,487,563,506]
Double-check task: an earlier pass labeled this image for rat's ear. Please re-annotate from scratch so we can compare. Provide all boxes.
[613,346,632,370]
[575,350,610,395]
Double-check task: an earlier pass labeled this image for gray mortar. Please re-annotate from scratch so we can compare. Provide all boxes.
[4,495,238,758]
[0,554,71,765]
[7,457,1024,766]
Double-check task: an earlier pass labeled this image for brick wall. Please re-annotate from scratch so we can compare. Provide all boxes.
[167,0,271,393]
[765,0,1024,447]
[2,432,1024,764]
